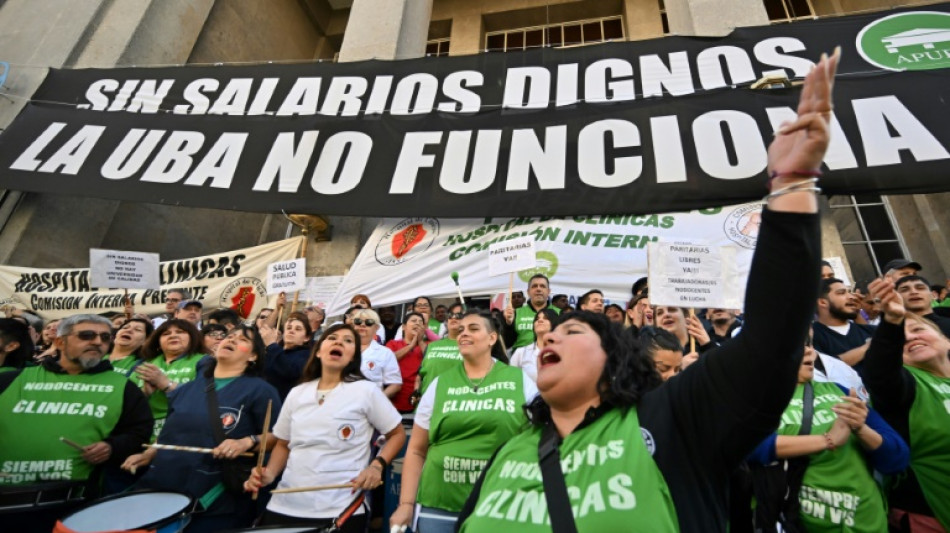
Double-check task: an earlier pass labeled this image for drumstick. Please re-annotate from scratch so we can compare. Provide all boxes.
[271,483,354,494]
[252,400,272,501]
[144,443,254,457]
[60,437,85,451]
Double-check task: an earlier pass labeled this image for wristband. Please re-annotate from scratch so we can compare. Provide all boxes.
[767,169,822,190]
[374,456,388,470]
[162,381,174,392]
[248,434,260,448]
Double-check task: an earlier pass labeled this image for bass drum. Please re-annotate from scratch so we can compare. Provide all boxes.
[54,490,194,533]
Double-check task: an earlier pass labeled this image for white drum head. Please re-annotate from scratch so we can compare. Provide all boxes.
[62,492,191,531]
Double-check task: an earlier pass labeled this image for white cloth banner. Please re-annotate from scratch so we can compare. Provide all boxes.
[327,204,762,316]
[0,237,303,320]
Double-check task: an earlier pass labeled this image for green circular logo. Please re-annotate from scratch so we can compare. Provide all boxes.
[517,251,559,282]
[857,11,950,71]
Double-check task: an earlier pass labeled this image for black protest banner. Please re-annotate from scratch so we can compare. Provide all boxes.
[0,3,948,217]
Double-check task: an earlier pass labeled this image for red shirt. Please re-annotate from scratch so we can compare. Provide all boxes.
[385,339,424,412]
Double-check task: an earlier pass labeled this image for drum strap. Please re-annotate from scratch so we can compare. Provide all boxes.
[330,491,367,531]
[204,382,227,444]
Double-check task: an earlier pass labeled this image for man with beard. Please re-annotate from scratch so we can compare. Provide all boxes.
[0,314,152,531]
[894,275,950,337]
[706,309,742,344]
[812,278,876,369]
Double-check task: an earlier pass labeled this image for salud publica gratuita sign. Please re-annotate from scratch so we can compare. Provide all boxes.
[0,4,949,217]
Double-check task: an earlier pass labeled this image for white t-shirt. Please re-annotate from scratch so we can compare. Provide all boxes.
[415,370,538,430]
[360,341,402,388]
[268,379,402,518]
[815,351,866,396]
[509,343,540,383]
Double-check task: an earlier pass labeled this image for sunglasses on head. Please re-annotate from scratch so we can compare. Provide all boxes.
[206,331,227,339]
[73,330,112,343]
[352,318,376,326]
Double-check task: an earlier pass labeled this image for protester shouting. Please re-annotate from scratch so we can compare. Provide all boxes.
[454,48,841,533]
[244,324,405,532]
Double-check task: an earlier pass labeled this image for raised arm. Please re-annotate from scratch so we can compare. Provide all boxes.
[665,49,841,464]
[862,278,916,428]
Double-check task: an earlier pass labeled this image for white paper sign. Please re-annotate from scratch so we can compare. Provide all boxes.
[267,258,306,293]
[89,249,160,290]
[304,276,345,308]
[648,241,744,309]
[488,237,537,276]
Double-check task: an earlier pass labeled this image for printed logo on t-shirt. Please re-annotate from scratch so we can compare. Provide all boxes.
[338,424,355,440]
[640,427,656,456]
[220,407,242,432]
[368,361,376,370]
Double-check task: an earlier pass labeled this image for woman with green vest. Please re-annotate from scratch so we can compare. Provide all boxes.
[107,317,153,378]
[747,341,908,532]
[864,278,950,532]
[132,319,208,439]
[455,49,841,533]
[391,310,537,533]
[418,302,464,395]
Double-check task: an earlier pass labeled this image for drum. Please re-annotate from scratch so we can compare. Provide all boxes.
[0,480,88,513]
[220,526,323,533]
[56,490,194,533]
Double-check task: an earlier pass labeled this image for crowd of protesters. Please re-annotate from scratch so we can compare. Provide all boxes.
[0,49,948,533]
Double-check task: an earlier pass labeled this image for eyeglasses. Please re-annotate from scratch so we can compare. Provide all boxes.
[448,313,464,320]
[165,297,181,303]
[352,318,376,326]
[206,332,227,340]
[72,330,112,343]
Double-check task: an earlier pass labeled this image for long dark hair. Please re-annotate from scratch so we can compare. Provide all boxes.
[300,324,366,383]
[141,319,203,360]
[202,325,267,378]
[525,311,660,425]
[532,308,560,344]
[462,309,509,364]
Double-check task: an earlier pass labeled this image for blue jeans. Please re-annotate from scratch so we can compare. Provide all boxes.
[417,506,459,533]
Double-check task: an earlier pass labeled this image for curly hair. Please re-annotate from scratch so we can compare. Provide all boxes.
[300,324,366,384]
[525,310,661,425]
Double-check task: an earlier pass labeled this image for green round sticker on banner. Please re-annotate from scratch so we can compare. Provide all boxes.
[857,11,950,71]
[518,251,559,282]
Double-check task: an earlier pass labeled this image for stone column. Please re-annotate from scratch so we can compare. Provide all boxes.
[664,0,769,36]
[338,0,433,61]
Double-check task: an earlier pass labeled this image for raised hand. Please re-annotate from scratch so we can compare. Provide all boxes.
[868,277,905,325]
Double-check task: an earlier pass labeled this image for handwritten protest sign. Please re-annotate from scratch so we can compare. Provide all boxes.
[267,258,306,293]
[89,249,160,290]
[648,241,743,309]
[488,237,536,276]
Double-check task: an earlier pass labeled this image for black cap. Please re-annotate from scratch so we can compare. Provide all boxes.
[883,258,922,273]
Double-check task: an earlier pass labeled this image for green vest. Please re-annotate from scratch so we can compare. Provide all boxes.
[428,318,443,335]
[460,408,678,532]
[108,354,141,377]
[512,304,560,350]
[419,339,462,395]
[905,366,950,530]
[777,382,887,533]
[418,362,527,512]
[127,353,204,439]
[0,366,126,485]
